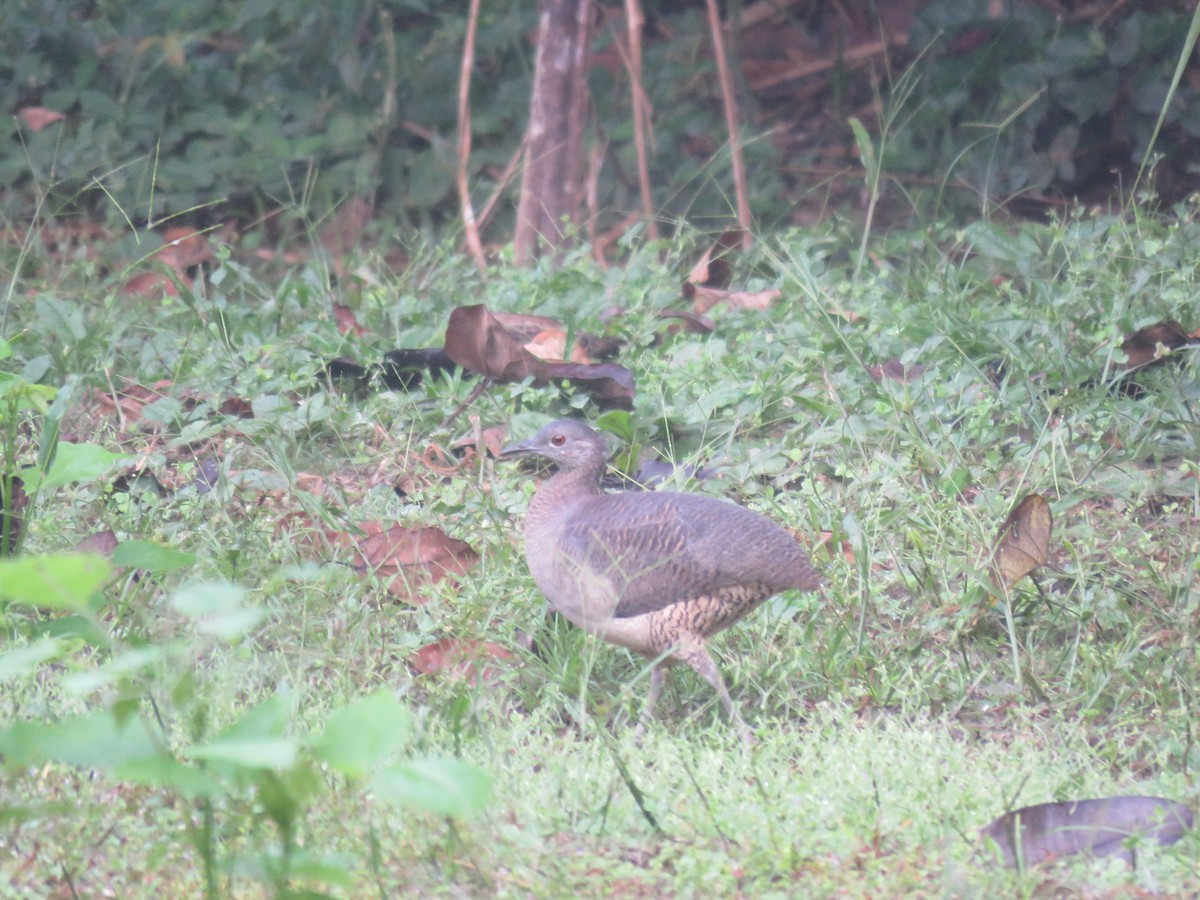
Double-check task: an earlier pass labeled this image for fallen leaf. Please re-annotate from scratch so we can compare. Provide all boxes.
[866,359,927,383]
[989,493,1052,593]
[685,283,782,315]
[408,638,512,684]
[981,796,1193,867]
[525,328,579,363]
[16,107,65,132]
[156,227,214,270]
[686,233,741,288]
[123,271,183,297]
[443,304,634,409]
[333,303,368,337]
[491,311,566,344]
[1117,319,1192,372]
[352,522,479,603]
[75,529,119,556]
[657,309,716,336]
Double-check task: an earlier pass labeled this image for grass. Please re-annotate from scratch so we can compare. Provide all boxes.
[1,208,1198,896]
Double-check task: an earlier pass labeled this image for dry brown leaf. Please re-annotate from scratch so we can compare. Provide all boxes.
[989,493,1052,593]
[1116,319,1192,372]
[352,522,479,603]
[123,271,184,297]
[657,309,716,335]
[443,304,634,409]
[75,529,119,556]
[157,227,214,270]
[408,637,512,684]
[491,311,566,344]
[333,303,368,337]
[16,107,65,132]
[866,359,927,383]
[685,233,740,288]
[686,283,782,314]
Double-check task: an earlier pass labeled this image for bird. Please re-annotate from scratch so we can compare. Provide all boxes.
[500,419,821,740]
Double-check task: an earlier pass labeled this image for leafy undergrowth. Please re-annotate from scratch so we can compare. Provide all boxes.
[1,208,1198,896]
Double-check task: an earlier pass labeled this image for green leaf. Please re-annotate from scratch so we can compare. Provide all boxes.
[848,116,876,175]
[312,691,410,778]
[115,756,222,797]
[0,637,73,683]
[113,540,196,572]
[168,582,263,639]
[184,736,299,770]
[22,441,130,491]
[372,757,491,818]
[595,410,633,443]
[63,644,180,695]
[0,553,111,611]
[0,711,165,769]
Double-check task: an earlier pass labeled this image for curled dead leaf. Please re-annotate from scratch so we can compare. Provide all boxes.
[408,637,513,684]
[866,359,927,383]
[1117,319,1192,373]
[989,493,1052,593]
[16,107,66,132]
[657,309,716,336]
[123,271,183,297]
[157,227,214,270]
[351,522,479,603]
[443,304,634,409]
[685,282,782,315]
[333,303,368,337]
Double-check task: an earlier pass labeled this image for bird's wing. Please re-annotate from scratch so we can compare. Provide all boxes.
[555,493,792,619]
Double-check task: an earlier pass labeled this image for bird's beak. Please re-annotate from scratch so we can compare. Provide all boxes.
[498,436,538,459]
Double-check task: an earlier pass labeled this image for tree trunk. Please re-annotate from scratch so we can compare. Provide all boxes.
[514,0,592,265]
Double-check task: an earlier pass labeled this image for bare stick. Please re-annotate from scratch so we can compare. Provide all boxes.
[457,0,487,274]
[623,0,659,242]
[705,0,751,249]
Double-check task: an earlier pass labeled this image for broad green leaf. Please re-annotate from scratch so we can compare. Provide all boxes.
[113,540,196,572]
[0,711,164,769]
[372,757,491,818]
[169,582,247,617]
[22,441,130,491]
[169,582,263,639]
[0,637,72,682]
[312,691,410,778]
[0,553,110,611]
[184,736,299,770]
[63,644,180,695]
[219,694,290,740]
[116,756,222,797]
[594,410,633,442]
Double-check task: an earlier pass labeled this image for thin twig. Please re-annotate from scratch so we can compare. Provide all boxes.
[623,0,659,241]
[476,137,526,233]
[457,0,487,274]
[439,378,492,431]
[705,0,751,248]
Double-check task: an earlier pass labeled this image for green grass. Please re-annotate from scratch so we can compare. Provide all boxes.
[1,210,1198,896]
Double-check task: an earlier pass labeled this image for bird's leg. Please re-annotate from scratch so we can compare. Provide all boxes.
[676,637,754,745]
[635,665,667,735]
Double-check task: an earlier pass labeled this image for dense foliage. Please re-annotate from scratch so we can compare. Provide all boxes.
[3,0,1197,237]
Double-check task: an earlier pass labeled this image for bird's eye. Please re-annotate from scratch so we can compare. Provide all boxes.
[550,433,566,447]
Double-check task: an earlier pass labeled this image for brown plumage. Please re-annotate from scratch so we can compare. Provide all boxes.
[500,419,821,740]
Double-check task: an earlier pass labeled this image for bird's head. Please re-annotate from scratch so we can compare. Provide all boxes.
[499,419,610,472]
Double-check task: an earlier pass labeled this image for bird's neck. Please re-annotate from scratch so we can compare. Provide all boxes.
[528,466,603,524]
